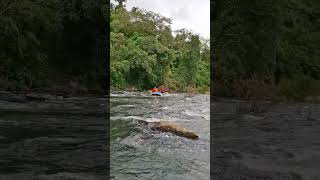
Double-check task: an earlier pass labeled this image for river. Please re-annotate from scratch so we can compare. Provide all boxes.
[110,92,210,180]
[0,93,107,180]
[1,91,319,179]
[212,98,320,180]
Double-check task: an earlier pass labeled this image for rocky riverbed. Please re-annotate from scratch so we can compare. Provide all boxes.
[212,98,320,180]
[0,91,108,180]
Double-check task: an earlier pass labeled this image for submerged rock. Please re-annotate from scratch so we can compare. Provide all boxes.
[150,121,199,140]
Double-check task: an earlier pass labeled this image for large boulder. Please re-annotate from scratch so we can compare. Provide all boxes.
[150,121,199,140]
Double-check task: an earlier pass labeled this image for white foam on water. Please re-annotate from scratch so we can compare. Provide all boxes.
[111,115,178,123]
[110,92,138,97]
[110,94,121,97]
[110,116,122,120]
[118,104,135,108]
[184,110,200,117]
[111,115,144,121]
[202,115,210,120]
[121,116,145,121]
[143,117,165,122]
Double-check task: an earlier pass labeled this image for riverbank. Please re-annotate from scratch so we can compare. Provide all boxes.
[111,83,210,93]
[0,89,107,102]
[111,87,210,95]
[0,91,107,115]
[212,95,320,104]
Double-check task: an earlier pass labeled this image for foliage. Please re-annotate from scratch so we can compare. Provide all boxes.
[0,0,107,93]
[212,0,320,100]
[110,3,210,92]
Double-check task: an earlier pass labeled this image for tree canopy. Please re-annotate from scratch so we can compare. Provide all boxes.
[0,0,108,93]
[212,0,320,100]
[110,2,210,92]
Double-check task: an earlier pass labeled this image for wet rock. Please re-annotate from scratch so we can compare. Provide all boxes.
[150,121,199,140]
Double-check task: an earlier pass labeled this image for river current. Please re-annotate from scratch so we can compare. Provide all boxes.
[110,92,210,180]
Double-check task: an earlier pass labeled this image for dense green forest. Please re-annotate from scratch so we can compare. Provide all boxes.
[2,0,319,99]
[212,0,320,100]
[0,0,108,94]
[110,1,210,92]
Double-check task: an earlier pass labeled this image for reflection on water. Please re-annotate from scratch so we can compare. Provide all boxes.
[110,92,210,180]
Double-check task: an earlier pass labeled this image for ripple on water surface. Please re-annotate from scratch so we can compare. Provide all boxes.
[111,93,210,180]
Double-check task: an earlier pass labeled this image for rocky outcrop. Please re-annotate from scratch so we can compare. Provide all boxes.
[150,121,199,140]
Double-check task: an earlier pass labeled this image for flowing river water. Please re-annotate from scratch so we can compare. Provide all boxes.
[0,93,107,180]
[212,98,320,180]
[110,92,210,180]
[1,91,320,180]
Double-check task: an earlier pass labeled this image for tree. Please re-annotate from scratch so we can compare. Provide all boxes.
[212,0,320,99]
[110,6,210,92]
[114,0,126,9]
[0,0,108,92]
